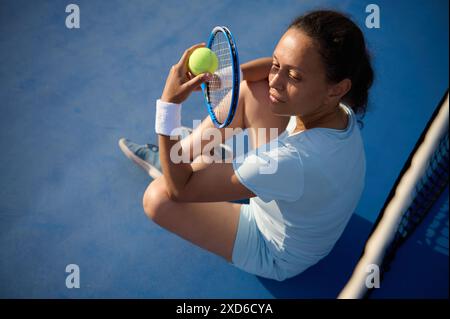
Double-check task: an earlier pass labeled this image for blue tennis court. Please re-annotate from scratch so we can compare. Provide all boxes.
[0,0,448,298]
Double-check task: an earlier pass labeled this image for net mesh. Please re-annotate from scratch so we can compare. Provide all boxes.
[396,132,449,241]
[377,131,449,284]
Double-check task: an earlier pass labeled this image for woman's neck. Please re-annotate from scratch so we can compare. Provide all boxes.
[293,104,348,133]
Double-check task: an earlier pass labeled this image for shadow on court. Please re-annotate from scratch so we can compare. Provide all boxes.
[258,213,373,298]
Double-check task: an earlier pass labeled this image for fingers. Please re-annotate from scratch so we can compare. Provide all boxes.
[187,71,202,91]
[183,72,211,92]
[177,42,206,71]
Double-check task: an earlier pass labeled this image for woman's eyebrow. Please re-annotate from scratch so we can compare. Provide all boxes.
[272,54,303,72]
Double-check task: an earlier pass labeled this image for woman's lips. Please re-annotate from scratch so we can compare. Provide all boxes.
[269,92,285,103]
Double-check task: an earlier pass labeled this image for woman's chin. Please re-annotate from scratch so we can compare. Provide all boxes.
[269,102,289,116]
[269,99,280,109]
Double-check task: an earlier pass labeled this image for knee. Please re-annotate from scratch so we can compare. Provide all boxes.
[142,178,171,223]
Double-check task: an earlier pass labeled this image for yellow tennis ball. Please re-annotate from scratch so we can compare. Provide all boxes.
[188,48,218,76]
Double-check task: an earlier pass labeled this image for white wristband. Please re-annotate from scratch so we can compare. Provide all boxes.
[155,99,182,136]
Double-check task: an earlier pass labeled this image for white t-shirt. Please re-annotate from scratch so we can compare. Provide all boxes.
[233,104,366,274]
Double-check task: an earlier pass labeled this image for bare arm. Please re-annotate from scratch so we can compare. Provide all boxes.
[241,57,272,82]
[158,44,255,201]
[160,131,255,202]
[180,82,247,161]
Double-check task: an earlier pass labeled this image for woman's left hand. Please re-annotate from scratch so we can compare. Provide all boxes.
[160,43,212,104]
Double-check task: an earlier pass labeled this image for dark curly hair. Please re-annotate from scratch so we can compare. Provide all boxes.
[289,10,374,127]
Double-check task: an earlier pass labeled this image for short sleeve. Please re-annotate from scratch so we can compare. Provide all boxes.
[232,142,304,202]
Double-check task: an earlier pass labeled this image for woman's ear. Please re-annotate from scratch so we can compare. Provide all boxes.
[328,78,352,99]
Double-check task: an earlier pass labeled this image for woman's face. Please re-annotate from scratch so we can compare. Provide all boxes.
[268,28,331,117]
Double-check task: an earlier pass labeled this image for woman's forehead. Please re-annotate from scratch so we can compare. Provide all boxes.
[274,29,321,72]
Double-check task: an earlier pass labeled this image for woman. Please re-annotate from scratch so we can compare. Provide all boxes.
[121,10,373,281]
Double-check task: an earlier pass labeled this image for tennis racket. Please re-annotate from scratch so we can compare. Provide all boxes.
[201,26,240,128]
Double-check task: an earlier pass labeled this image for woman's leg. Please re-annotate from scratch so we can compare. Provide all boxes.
[143,174,241,262]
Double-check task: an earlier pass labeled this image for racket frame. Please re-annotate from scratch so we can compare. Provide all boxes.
[201,26,240,128]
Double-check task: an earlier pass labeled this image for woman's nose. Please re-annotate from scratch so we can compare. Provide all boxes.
[269,69,285,91]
